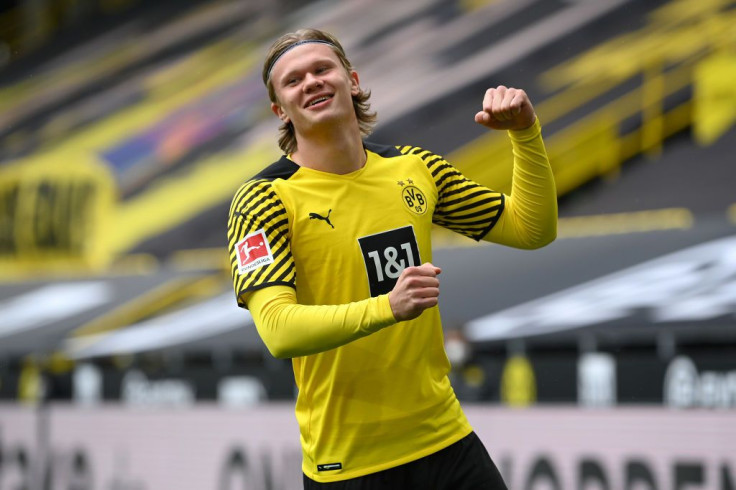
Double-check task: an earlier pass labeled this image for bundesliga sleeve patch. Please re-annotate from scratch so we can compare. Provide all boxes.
[236,229,274,275]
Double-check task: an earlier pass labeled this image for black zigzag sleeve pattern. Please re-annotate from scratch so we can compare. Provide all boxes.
[399,146,505,241]
[227,179,295,308]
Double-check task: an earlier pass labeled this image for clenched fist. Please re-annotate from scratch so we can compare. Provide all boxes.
[475,85,537,131]
[388,263,442,322]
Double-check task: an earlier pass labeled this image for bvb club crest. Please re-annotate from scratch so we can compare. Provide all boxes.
[399,181,427,215]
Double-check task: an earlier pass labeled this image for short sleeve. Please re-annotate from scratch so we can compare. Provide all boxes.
[227,179,295,308]
[401,147,505,241]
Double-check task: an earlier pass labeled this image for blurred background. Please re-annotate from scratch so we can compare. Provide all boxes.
[0,0,735,488]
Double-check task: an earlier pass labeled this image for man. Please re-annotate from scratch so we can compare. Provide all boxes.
[227,28,557,489]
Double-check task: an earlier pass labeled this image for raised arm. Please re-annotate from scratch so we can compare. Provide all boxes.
[476,86,557,249]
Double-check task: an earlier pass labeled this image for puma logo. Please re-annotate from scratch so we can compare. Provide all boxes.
[309,209,334,229]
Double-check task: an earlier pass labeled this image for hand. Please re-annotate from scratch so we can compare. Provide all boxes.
[388,263,442,322]
[474,85,537,131]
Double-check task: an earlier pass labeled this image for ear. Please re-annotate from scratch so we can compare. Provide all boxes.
[350,71,360,96]
[271,102,290,124]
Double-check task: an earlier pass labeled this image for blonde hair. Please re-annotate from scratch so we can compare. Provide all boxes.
[262,28,376,154]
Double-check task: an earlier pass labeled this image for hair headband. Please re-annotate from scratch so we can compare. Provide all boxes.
[266,39,336,82]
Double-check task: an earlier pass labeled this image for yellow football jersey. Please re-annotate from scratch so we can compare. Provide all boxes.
[227,141,504,482]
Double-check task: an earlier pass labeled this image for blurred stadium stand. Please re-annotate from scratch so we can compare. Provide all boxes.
[1,0,735,410]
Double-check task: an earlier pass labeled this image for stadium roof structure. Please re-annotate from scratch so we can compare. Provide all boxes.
[451,221,736,349]
[0,268,260,359]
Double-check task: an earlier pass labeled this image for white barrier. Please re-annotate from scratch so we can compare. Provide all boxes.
[465,406,736,490]
[0,404,734,489]
[0,405,39,489]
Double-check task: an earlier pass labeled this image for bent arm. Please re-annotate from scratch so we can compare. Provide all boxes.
[484,118,558,249]
[246,286,396,359]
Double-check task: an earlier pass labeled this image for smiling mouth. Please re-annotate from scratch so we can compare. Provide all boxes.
[306,95,333,108]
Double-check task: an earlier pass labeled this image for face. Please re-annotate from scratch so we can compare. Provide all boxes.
[269,43,361,135]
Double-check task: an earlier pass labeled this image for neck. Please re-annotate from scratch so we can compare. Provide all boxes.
[290,122,366,174]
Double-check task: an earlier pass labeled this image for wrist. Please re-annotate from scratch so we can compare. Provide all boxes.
[509,116,541,140]
[383,292,400,323]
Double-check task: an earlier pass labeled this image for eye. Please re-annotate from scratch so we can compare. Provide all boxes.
[315,65,329,74]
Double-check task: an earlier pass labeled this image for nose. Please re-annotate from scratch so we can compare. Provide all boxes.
[303,72,323,92]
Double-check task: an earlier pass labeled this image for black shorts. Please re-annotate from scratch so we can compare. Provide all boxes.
[303,431,508,490]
